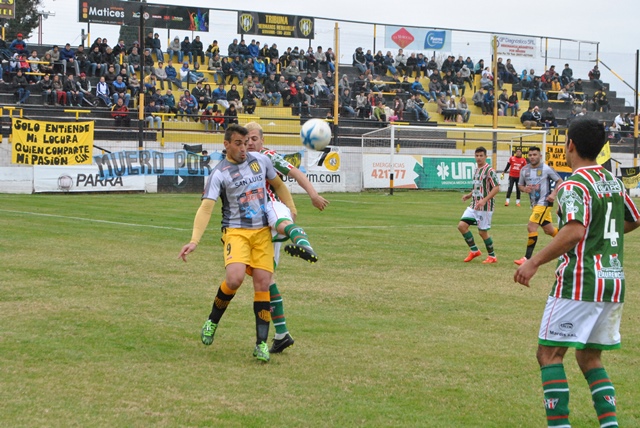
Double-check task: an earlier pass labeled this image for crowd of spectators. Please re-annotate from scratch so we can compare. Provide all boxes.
[0,33,626,131]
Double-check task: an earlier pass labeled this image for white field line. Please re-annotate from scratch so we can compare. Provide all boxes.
[0,208,527,230]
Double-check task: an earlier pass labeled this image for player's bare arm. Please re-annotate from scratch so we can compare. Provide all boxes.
[546,178,564,203]
[514,220,585,286]
[475,184,500,209]
[462,192,472,201]
[624,217,640,234]
[287,167,329,211]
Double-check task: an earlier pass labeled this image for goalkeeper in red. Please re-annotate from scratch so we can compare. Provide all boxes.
[515,118,640,428]
[457,146,500,264]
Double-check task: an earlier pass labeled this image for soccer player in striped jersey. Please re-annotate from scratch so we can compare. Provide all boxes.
[245,121,329,353]
[515,118,640,428]
[457,146,500,264]
[178,124,294,363]
[514,147,563,265]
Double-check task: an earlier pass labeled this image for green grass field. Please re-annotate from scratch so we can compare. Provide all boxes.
[1,191,640,427]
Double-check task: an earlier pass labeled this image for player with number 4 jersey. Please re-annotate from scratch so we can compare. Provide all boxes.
[514,118,640,427]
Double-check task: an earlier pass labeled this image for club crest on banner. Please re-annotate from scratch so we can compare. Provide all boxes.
[239,13,254,33]
[299,19,313,37]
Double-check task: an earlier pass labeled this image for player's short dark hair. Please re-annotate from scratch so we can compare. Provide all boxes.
[567,117,606,160]
[529,146,541,153]
[475,146,487,155]
[224,123,248,142]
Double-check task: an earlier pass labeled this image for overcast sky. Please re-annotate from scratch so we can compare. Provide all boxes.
[33,0,640,104]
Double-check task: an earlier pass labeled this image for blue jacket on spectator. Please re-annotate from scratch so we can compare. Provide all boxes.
[60,46,75,61]
[165,65,177,80]
[248,43,259,58]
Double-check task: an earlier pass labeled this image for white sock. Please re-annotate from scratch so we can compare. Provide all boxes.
[516,199,520,204]
[274,332,288,340]
[505,198,510,203]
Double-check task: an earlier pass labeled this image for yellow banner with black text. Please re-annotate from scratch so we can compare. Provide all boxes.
[11,118,94,166]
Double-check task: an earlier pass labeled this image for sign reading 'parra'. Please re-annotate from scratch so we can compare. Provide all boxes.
[238,11,314,39]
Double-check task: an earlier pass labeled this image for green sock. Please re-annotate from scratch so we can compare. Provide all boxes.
[462,231,478,252]
[269,283,288,338]
[483,237,495,257]
[284,223,312,248]
[585,367,618,427]
[541,364,571,427]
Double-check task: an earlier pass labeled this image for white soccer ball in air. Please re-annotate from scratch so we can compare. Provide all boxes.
[300,119,332,151]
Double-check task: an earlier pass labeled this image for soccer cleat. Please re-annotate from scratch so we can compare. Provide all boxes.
[253,341,270,362]
[482,256,498,264]
[201,320,217,346]
[284,244,318,263]
[516,203,521,207]
[463,250,482,262]
[514,256,528,266]
[504,202,509,206]
[270,334,295,354]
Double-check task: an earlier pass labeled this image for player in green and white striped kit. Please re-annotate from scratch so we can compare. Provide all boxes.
[515,118,640,428]
[457,146,500,264]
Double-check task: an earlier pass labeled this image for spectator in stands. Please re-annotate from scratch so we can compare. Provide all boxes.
[411,76,430,101]
[458,96,471,122]
[192,80,210,110]
[12,69,30,105]
[60,43,80,76]
[498,89,509,116]
[480,68,493,90]
[284,60,300,82]
[294,87,311,116]
[201,105,215,132]
[46,45,62,74]
[147,33,162,62]
[561,63,573,86]
[90,37,102,52]
[145,99,162,129]
[232,56,247,83]
[212,83,230,110]
[52,74,67,106]
[373,101,386,122]
[428,77,443,102]
[178,89,197,121]
[102,46,119,75]
[269,43,279,63]
[351,47,366,75]
[459,64,473,90]
[181,37,193,64]
[112,75,131,107]
[557,87,574,104]
[507,90,519,117]
[207,54,223,84]
[572,79,584,101]
[436,93,448,118]
[355,91,370,119]
[111,97,130,128]
[482,88,495,115]
[39,74,54,105]
[167,37,181,63]
[520,106,536,128]
[474,59,485,75]
[10,33,28,55]
[277,75,291,106]
[395,49,408,77]
[128,73,141,98]
[541,107,558,128]
[225,103,239,127]
[192,36,204,64]
[242,85,258,114]
[247,39,259,59]
[304,47,316,72]
[497,57,508,84]
[265,73,281,106]
[39,52,54,75]
[238,39,250,61]
[96,75,112,107]
[205,40,220,60]
[142,48,155,76]
[392,96,404,120]
[100,38,110,54]
[313,71,330,98]
[339,88,356,117]
[77,73,95,106]
[26,50,41,83]
[75,45,89,76]
[152,61,168,90]
[227,38,239,58]
[127,47,141,77]
[531,105,542,125]
[593,88,610,112]
[472,87,485,109]
[254,56,267,82]
[315,46,327,72]
[165,60,184,89]
[64,74,84,106]
[383,51,397,76]
[112,39,127,58]
[143,73,158,93]
[162,89,177,117]
[588,65,604,90]
[179,62,197,84]
[405,93,430,122]
[506,59,519,83]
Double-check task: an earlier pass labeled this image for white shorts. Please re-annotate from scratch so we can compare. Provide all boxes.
[460,207,494,231]
[538,296,624,350]
[270,201,293,268]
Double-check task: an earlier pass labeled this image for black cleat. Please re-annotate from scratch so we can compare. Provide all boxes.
[270,334,295,353]
[284,244,318,263]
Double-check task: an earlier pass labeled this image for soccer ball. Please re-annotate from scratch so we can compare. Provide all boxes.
[300,119,332,151]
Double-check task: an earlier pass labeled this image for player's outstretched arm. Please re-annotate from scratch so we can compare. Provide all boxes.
[514,220,585,286]
[288,167,329,211]
[178,198,216,262]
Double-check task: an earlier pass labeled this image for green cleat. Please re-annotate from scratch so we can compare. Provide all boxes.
[201,320,217,346]
[253,341,270,362]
